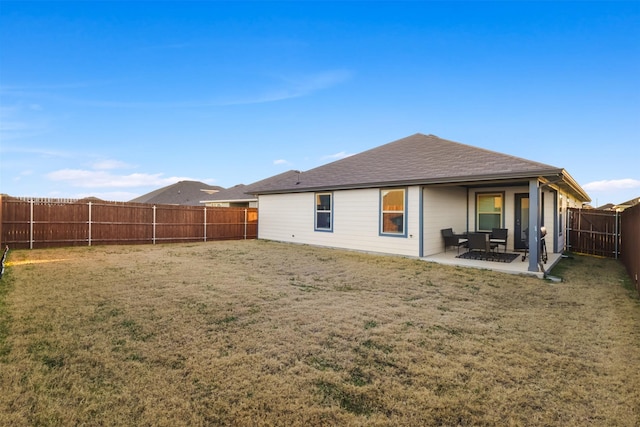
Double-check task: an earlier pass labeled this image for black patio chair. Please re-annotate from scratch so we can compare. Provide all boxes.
[441,228,467,254]
[467,232,498,255]
[490,228,508,253]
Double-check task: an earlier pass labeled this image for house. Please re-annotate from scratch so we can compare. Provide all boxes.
[200,170,300,208]
[248,134,591,274]
[614,197,640,211]
[130,180,223,206]
[595,203,616,211]
[610,197,640,212]
[200,184,258,208]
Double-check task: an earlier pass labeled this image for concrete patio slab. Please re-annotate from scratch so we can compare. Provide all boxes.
[422,249,563,279]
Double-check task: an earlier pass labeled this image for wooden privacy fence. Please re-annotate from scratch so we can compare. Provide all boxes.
[619,204,640,295]
[0,196,258,249]
[567,208,621,258]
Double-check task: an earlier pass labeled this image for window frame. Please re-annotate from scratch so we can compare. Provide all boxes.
[314,192,333,232]
[476,192,504,232]
[379,188,407,237]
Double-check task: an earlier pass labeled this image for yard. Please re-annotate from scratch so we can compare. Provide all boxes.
[1,240,638,426]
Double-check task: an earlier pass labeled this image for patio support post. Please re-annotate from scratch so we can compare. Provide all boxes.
[528,179,540,272]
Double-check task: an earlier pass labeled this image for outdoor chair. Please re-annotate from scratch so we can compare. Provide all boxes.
[489,228,508,253]
[441,228,467,254]
[467,232,498,254]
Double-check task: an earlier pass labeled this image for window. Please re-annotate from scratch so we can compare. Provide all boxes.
[381,189,405,235]
[476,193,503,231]
[315,192,332,231]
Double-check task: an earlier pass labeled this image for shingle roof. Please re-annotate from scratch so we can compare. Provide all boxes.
[129,180,224,206]
[200,170,301,203]
[201,184,254,202]
[249,133,590,201]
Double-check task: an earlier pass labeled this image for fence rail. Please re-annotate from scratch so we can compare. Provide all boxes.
[0,196,258,249]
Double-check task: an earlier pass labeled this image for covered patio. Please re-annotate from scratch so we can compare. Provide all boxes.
[422,248,563,279]
[421,175,587,277]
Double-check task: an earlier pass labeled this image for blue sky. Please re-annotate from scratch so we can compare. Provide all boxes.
[1,1,639,206]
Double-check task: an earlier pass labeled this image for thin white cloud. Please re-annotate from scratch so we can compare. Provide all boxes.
[224,69,353,106]
[92,159,135,170]
[321,151,354,161]
[9,69,353,109]
[73,191,142,201]
[0,120,31,132]
[0,145,71,158]
[11,169,34,182]
[0,80,108,93]
[321,151,353,160]
[148,42,194,50]
[0,103,50,141]
[45,169,196,188]
[583,178,640,192]
[273,159,290,165]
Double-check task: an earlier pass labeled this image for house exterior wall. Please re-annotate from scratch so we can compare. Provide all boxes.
[422,186,468,256]
[257,186,421,257]
[556,191,585,252]
[257,182,582,258]
[542,189,556,253]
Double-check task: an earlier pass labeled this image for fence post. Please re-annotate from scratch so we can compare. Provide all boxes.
[244,208,247,240]
[615,210,619,259]
[152,205,157,245]
[88,201,92,246]
[565,209,573,251]
[204,207,207,242]
[577,208,581,253]
[30,199,34,249]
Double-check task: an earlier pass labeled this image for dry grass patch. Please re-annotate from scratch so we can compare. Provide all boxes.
[1,241,639,426]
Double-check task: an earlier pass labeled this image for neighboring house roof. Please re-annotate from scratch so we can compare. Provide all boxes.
[613,196,640,211]
[595,203,616,210]
[200,184,256,203]
[249,133,590,202]
[130,180,224,206]
[595,197,640,211]
[201,170,300,204]
[618,196,640,206]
